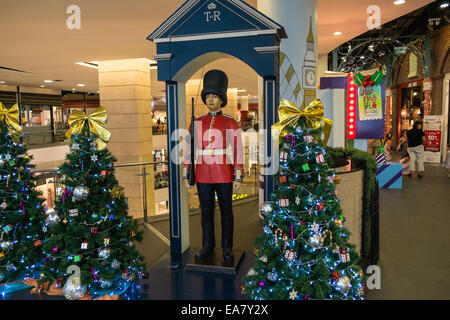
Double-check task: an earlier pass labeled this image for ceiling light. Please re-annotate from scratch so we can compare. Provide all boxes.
[75,62,98,69]
[0,81,5,84]
[40,85,46,88]
[44,80,53,83]
[394,0,405,5]
[333,32,342,36]
[237,89,247,93]
[440,3,449,8]
[77,84,85,87]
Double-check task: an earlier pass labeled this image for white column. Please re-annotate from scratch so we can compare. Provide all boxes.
[258,0,318,107]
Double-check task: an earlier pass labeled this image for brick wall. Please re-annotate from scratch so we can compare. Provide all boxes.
[392,25,450,117]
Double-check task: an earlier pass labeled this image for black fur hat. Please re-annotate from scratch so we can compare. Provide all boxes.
[201,70,228,108]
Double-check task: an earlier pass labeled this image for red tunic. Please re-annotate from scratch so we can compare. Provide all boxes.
[184,111,244,184]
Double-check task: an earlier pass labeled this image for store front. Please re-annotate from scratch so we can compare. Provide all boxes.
[397,80,424,136]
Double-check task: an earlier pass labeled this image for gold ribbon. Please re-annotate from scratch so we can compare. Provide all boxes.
[272,98,332,146]
[65,106,111,150]
[0,103,23,138]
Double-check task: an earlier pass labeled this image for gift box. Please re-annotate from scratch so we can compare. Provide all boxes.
[376,163,402,189]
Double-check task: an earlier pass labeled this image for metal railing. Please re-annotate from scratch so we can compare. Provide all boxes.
[31,152,260,223]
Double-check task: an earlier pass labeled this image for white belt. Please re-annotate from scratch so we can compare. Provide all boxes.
[197,148,227,156]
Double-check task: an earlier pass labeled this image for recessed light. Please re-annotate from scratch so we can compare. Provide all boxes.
[237,89,247,93]
[394,0,405,5]
[40,85,46,88]
[44,80,53,83]
[75,62,98,69]
[77,84,85,87]
[441,2,449,8]
[333,32,342,36]
[0,81,5,84]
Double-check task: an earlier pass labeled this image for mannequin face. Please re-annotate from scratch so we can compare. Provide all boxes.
[205,94,222,113]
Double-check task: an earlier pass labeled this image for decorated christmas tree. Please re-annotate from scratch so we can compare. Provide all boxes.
[39,106,147,299]
[0,103,46,284]
[243,99,365,300]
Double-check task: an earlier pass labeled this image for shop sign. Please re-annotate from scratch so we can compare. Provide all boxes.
[394,46,407,55]
[423,115,443,163]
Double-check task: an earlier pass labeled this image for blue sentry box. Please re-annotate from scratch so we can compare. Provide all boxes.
[376,163,402,189]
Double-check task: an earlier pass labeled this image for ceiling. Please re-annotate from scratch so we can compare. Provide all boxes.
[0,0,435,98]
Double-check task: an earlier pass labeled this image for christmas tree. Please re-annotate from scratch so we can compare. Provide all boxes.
[0,103,46,284]
[243,99,365,300]
[39,107,146,299]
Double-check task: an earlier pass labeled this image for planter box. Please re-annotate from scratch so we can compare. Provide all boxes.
[335,169,364,256]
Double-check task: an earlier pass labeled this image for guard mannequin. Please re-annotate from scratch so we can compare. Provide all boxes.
[184,70,243,263]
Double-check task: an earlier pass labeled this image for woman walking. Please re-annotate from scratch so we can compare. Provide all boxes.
[406,121,425,178]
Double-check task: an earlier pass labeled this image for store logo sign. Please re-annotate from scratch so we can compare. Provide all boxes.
[204,2,221,22]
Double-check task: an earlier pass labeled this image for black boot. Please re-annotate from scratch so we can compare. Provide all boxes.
[195,247,214,261]
[223,248,234,263]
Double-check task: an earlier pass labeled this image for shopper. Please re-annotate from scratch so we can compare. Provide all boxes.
[406,120,425,178]
[443,144,450,178]
[384,133,393,161]
[397,129,410,174]
[397,130,409,160]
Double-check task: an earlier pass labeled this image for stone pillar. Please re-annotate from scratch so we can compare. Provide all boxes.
[423,78,432,116]
[385,88,391,136]
[258,0,318,108]
[97,58,155,220]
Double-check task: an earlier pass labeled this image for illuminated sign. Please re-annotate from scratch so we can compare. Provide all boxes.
[215,193,249,201]
[347,73,357,139]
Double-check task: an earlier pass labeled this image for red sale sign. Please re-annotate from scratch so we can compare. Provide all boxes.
[424,130,441,152]
[423,115,443,163]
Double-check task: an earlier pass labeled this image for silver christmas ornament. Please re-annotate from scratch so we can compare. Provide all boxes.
[63,278,87,300]
[99,278,113,289]
[267,271,278,282]
[259,201,273,219]
[45,207,55,215]
[308,234,324,248]
[98,246,111,260]
[111,259,120,270]
[0,241,12,250]
[45,211,60,226]
[337,275,351,293]
[72,185,89,202]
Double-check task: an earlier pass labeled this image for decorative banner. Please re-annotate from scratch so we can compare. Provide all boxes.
[354,79,386,139]
[358,86,383,121]
[423,115,443,163]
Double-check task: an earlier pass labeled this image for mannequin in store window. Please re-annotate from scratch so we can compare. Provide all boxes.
[183,70,244,263]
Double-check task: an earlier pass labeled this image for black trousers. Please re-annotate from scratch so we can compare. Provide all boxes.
[197,183,234,250]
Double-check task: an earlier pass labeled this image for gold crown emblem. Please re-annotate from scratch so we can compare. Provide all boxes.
[207,2,217,10]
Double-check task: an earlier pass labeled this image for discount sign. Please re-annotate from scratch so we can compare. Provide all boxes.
[423,115,443,163]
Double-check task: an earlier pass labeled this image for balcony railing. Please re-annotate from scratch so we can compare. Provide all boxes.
[31,152,260,222]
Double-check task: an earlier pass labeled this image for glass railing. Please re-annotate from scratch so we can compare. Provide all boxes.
[31,152,259,221]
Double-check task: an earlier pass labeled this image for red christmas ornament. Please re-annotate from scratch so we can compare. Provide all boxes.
[279,176,287,184]
[101,170,107,176]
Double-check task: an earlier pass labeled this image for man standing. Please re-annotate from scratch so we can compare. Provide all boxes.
[407,120,426,178]
[184,70,244,263]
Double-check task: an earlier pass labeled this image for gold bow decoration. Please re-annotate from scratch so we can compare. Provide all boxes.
[0,102,23,138]
[65,106,111,150]
[272,98,332,146]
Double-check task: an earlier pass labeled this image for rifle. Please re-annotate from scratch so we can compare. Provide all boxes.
[187,97,196,186]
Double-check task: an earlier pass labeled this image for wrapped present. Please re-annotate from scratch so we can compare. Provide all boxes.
[279,176,287,184]
[376,163,402,189]
[316,153,325,164]
[339,249,350,263]
[284,249,297,261]
[280,151,288,163]
[279,197,289,207]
